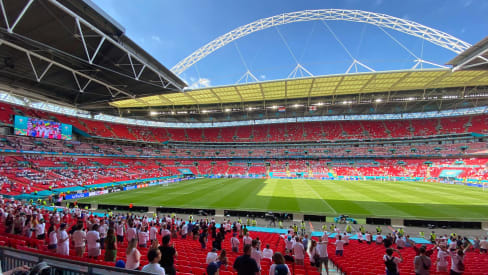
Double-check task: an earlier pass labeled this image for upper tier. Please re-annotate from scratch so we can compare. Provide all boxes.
[1,101,487,143]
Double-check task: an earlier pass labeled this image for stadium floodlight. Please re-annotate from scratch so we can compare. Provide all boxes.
[225,108,231,112]
[149,111,158,116]
[271,105,278,109]
[293,104,302,108]
[407,97,415,101]
[375,98,382,103]
[316,102,324,106]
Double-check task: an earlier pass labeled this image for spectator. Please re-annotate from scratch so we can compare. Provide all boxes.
[207,248,219,264]
[116,221,125,243]
[384,248,402,275]
[138,226,149,248]
[450,243,470,275]
[334,235,345,256]
[56,223,69,256]
[250,239,262,270]
[317,237,329,275]
[104,228,117,262]
[480,236,488,254]
[159,235,177,275]
[98,220,108,249]
[243,232,253,246]
[72,224,86,257]
[207,260,220,275]
[218,249,228,266]
[199,228,208,249]
[141,248,166,275]
[47,225,57,252]
[125,238,141,270]
[414,246,431,275]
[435,244,449,273]
[292,236,305,265]
[86,224,101,258]
[231,233,240,253]
[262,244,273,260]
[233,244,259,275]
[269,252,291,275]
[376,233,384,244]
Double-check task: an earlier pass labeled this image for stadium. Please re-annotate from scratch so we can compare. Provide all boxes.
[0,0,487,274]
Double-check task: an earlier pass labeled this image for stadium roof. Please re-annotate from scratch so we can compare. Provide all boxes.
[0,0,185,109]
[110,69,488,108]
[448,36,488,71]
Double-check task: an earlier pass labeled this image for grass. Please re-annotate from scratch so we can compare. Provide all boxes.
[77,178,488,221]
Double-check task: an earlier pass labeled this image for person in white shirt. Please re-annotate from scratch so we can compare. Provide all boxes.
[436,244,449,272]
[35,219,45,240]
[138,227,149,248]
[206,248,219,264]
[98,220,108,249]
[396,236,406,249]
[317,237,329,275]
[284,235,294,253]
[243,233,253,246]
[292,237,305,265]
[181,222,188,239]
[116,221,125,243]
[450,243,470,275]
[47,225,57,252]
[250,239,262,270]
[262,244,273,260]
[334,235,345,256]
[86,224,101,258]
[125,238,141,270]
[376,233,384,244]
[141,248,165,275]
[150,225,159,241]
[231,233,240,253]
[480,236,488,253]
[127,223,137,242]
[365,232,372,244]
[342,232,350,245]
[72,225,87,257]
[160,225,171,238]
[56,224,69,256]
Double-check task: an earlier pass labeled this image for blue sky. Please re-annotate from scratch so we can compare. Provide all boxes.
[92,0,487,88]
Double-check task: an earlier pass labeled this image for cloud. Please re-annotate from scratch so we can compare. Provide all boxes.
[260,74,266,80]
[151,35,161,43]
[374,0,383,6]
[188,78,212,89]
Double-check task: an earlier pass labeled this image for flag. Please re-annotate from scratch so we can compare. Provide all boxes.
[278,106,286,112]
[309,105,317,111]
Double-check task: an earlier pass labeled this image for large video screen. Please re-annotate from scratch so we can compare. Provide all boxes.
[14,115,72,140]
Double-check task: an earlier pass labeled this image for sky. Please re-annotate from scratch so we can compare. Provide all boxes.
[92,0,487,89]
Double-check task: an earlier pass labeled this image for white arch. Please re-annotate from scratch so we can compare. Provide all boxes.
[171,9,471,75]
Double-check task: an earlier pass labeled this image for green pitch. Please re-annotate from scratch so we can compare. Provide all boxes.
[77,178,488,221]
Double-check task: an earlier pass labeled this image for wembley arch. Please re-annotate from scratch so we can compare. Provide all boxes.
[171,9,472,75]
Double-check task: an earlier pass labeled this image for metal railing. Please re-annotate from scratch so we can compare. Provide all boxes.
[0,246,149,275]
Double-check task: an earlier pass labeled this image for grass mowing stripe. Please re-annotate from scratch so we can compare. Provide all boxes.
[75,179,488,221]
[302,180,337,214]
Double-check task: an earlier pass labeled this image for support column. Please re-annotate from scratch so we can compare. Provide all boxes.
[293,213,304,222]
[90,203,98,210]
[215,209,225,217]
[391,219,404,228]
[482,221,488,230]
